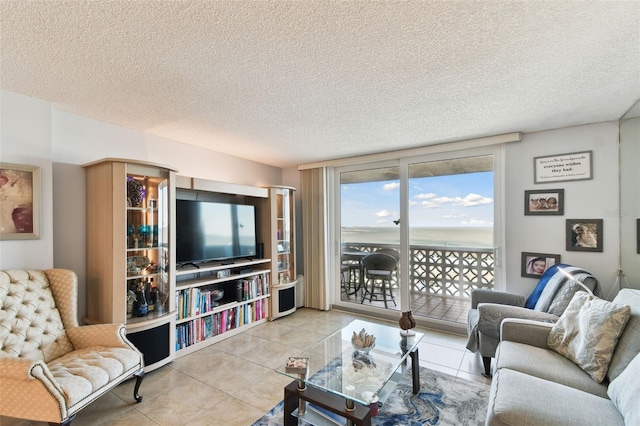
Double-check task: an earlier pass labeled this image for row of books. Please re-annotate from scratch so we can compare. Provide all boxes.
[239,274,269,301]
[175,273,269,320]
[175,299,268,350]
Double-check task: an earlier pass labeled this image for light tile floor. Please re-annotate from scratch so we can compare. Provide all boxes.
[1,308,490,426]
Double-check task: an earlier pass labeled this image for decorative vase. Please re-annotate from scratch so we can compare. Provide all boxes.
[399,311,414,330]
[399,311,416,337]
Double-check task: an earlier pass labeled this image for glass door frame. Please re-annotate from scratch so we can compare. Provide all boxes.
[330,159,401,315]
[329,144,505,318]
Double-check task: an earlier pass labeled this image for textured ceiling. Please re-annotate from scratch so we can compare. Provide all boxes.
[1,1,639,168]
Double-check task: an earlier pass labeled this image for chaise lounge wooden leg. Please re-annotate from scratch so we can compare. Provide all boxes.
[133,368,145,402]
[482,356,492,378]
[49,414,75,426]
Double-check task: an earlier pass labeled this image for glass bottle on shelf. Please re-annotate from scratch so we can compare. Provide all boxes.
[135,280,149,317]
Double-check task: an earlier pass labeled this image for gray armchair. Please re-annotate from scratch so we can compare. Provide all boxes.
[466,265,599,376]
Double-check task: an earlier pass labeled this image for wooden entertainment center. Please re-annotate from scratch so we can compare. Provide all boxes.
[84,159,297,370]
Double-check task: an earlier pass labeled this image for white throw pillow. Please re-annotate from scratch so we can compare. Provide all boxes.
[547,292,631,383]
[608,351,640,425]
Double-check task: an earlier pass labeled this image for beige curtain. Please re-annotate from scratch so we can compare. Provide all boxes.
[301,167,328,310]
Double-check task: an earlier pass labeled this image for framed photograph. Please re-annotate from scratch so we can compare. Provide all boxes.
[524,189,564,215]
[534,151,592,184]
[566,219,603,252]
[0,163,41,240]
[521,252,561,278]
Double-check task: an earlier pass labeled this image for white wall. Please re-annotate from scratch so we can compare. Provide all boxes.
[504,122,621,299]
[0,91,54,268]
[1,89,283,321]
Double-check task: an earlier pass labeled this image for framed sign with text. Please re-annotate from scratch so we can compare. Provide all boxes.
[534,151,592,184]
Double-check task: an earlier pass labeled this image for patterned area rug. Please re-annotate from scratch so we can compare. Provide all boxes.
[253,367,490,425]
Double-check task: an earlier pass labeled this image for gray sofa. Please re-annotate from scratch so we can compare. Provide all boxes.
[486,288,640,426]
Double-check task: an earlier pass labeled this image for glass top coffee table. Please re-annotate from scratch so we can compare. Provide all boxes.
[277,319,424,426]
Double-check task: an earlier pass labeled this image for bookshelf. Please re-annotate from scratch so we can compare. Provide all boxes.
[174,259,271,356]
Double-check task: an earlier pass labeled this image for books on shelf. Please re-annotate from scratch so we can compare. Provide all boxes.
[175,298,268,350]
[175,272,269,320]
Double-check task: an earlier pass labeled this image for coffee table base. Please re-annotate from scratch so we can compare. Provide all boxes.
[284,380,372,426]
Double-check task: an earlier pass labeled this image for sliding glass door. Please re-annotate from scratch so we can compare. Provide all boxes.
[405,153,496,325]
[338,163,401,311]
[333,146,502,327]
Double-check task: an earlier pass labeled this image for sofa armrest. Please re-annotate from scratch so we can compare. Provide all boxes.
[66,324,136,351]
[500,318,554,349]
[471,289,525,309]
[477,304,558,338]
[0,357,70,421]
[0,357,64,394]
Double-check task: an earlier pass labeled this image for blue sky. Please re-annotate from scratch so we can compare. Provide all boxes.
[341,171,494,228]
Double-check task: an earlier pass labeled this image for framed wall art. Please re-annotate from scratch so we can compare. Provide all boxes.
[521,252,561,278]
[524,188,564,215]
[0,163,41,240]
[566,219,602,252]
[534,151,592,184]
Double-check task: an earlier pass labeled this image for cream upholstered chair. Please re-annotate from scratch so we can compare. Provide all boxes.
[0,269,144,426]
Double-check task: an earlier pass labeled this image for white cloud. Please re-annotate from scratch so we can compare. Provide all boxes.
[420,193,493,208]
[432,196,456,203]
[420,201,440,209]
[456,193,493,207]
[375,209,392,218]
[383,182,400,191]
[376,219,389,224]
[415,192,436,200]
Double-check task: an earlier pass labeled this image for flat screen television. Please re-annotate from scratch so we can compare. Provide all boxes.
[176,199,257,265]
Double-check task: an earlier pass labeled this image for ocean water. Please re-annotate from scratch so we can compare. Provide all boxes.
[341,227,493,248]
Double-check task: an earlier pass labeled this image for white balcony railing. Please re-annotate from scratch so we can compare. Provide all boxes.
[343,243,494,299]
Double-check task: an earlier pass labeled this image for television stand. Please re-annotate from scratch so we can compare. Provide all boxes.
[174,258,272,357]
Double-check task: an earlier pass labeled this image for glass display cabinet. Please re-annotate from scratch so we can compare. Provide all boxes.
[83,158,176,371]
[267,186,297,320]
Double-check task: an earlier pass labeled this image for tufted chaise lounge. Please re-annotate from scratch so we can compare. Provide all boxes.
[0,269,144,425]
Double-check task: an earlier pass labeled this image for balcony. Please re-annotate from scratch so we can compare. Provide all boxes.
[340,243,494,326]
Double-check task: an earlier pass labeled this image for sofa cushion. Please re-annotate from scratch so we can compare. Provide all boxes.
[495,341,608,398]
[48,346,142,407]
[487,368,624,426]
[607,288,640,381]
[547,292,630,383]
[608,351,640,426]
